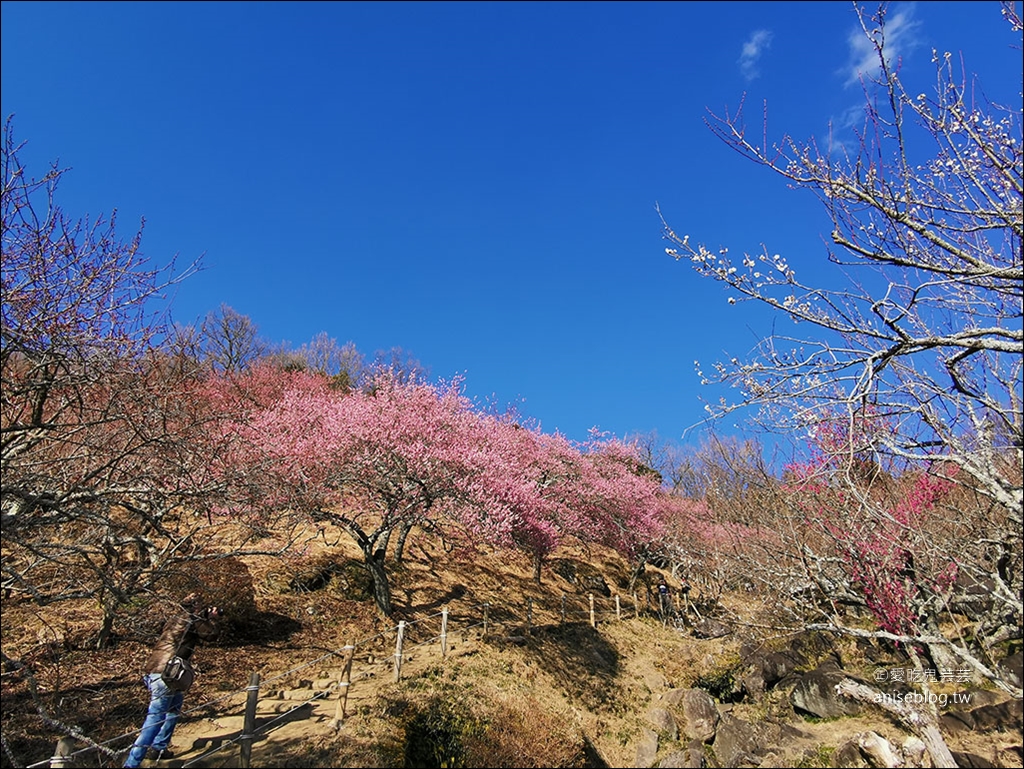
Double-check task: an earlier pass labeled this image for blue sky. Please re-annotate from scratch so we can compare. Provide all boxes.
[2,1,1018,448]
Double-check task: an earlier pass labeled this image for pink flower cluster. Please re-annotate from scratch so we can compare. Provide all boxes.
[211,366,664,561]
[785,411,957,634]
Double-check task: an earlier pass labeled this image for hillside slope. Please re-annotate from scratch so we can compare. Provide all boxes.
[2,528,1020,768]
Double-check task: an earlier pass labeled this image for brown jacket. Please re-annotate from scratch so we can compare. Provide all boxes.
[144,601,222,675]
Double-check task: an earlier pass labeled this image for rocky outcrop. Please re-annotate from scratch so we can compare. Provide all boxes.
[713,713,762,767]
[790,661,863,719]
[636,632,1020,769]
[635,727,659,768]
[647,707,678,741]
[678,688,719,743]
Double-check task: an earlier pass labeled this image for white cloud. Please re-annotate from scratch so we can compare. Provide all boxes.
[738,29,774,81]
[823,104,867,156]
[841,3,922,87]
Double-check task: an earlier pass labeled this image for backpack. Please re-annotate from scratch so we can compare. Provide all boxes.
[161,655,195,692]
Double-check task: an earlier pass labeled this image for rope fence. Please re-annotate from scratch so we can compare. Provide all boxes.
[28,587,695,768]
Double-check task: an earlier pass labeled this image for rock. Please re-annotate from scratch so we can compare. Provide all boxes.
[692,619,730,639]
[777,722,813,741]
[761,650,807,687]
[857,731,901,768]
[832,738,869,768]
[658,748,700,768]
[969,698,1023,732]
[997,651,1023,689]
[647,707,678,741]
[963,689,1006,709]
[682,740,706,768]
[949,573,996,618]
[740,670,765,700]
[950,752,996,768]
[712,714,761,767]
[635,728,659,768]
[662,687,689,707]
[940,710,975,733]
[643,673,669,695]
[679,688,720,743]
[790,664,861,719]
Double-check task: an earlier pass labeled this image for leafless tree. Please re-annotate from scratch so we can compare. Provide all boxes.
[1,120,296,653]
[662,2,1021,518]
[659,3,1022,698]
[198,303,267,374]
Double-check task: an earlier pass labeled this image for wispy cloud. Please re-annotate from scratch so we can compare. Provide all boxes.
[738,29,774,81]
[841,3,922,86]
[824,104,869,155]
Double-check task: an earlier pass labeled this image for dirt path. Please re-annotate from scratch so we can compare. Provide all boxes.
[161,626,487,768]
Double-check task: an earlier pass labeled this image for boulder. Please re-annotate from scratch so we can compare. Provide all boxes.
[647,707,678,741]
[635,728,659,769]
[790,663,862,719]
[712,714,761,767]
[831,739,869,768]
[760,650,807,687]
[997,651,1023,690]
[658,746,702,769]
[661,688,689,707]
[950,752,997,768]
[949,573,996,618]
[740,670,765,701]
[692,618,730,639]
[679,688,720,743]
[939,710,975,733]
[969,698,1023,733]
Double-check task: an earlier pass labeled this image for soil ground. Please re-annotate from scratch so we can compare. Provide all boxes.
[2,528,1020,768]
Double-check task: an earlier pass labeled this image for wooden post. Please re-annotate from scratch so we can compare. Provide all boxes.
[441,606,449,660]
[526,598,533,635]
[332,643,355,729]
[615,594,621,620]
[482,603,489,637]
[589,593,596,629]
[394,621,406,682]
[239,671,260,768]
[633,591,638,618]
[560,594,566,624]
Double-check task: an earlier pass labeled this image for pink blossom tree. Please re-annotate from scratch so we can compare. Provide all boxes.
[219,369,507,615]
[468,422,665,583]
[221,368,665,614]
[780,408,1021,696]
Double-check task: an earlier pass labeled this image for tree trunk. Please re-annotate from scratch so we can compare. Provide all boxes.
[919,614,963,675]
[533,552,543,584]
[394,523,413,564]
[628,557,647,593]
[836,678,957,768]
[96,602,116,650]
[362,548,393,617]
[330,513,395,616]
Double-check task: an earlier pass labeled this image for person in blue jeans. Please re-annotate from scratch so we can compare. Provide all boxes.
[124,593,222,767]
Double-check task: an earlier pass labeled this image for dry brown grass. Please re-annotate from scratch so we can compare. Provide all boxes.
[2,524,1020,768]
